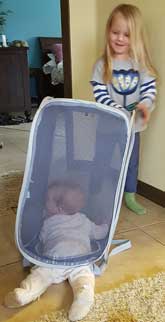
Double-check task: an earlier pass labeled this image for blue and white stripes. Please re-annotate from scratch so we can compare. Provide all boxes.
[91,77,156,109]
[91,81,122,109]
[140,79,156,105]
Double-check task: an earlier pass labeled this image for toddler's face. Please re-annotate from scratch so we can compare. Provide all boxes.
[109,12,130,59]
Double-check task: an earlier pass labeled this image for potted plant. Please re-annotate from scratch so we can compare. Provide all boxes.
[0,0,12,47]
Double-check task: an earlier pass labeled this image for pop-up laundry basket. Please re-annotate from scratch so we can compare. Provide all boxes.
[15,98,135,275]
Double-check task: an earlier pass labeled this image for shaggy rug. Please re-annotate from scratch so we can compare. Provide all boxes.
[0,172,23,210]
[29,272,165,322]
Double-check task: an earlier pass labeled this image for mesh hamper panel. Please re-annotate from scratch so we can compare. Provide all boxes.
[15,99,132,268]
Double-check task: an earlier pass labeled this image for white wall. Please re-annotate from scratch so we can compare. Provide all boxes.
[69,0,97,100]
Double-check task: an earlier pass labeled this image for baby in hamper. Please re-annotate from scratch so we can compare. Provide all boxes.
[5,179,108,321]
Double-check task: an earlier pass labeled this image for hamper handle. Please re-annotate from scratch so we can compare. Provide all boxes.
[130,110,136,130]
[93,239,131,276]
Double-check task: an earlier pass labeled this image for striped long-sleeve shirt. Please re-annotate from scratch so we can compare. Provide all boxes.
[91,58,157,132]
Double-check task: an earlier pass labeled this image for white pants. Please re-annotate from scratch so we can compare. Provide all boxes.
[5,265,95,321]
[20,266,95,295]
[27,264,94,286]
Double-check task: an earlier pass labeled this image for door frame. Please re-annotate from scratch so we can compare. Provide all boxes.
[60,0,72,98]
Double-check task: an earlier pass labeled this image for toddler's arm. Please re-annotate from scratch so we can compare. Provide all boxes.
[91,80,122,109]
[91,60,122,109]
[139,72,157,111]
[136,72,157,125]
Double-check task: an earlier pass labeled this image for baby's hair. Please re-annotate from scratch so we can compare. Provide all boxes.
[102,3,157,83]
[48,179,83,192]
[47,179,85,215]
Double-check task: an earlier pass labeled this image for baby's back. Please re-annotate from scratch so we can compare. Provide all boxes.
[39,212,93,257]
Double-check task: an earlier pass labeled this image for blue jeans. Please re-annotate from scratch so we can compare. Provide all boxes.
[124,132,140,193]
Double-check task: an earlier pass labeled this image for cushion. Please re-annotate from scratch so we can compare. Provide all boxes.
[51,43,63,64]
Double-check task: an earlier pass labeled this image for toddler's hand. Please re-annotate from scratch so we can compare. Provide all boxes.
[136,103,151,124]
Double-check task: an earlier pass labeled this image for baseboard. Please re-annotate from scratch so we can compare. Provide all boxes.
[137,180,165,207]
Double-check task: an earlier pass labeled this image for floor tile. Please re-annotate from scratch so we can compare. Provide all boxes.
[122,195,165,228]
[115,207,136,233]
[140,222,165,245]
[1,122,32,132]
[96,228,165,293]
[6,133,29,154]
[0,158,26,176]
[0,130,30,175]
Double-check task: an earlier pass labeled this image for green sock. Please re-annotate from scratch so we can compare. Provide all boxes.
[124,192,146,215]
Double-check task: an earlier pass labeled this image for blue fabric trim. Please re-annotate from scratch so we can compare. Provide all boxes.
[140,79,155,88]
[142,91,156,95]
[95,93,106,101]
[101,97,113,104]
[141,92,156,98]
[94,89,107,94]
[140,85,156,95]
[90,80,104,86]
[140,96,153,103]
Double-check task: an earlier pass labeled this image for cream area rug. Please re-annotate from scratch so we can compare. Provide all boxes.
[30,272,165,322]
[0,172,23,209]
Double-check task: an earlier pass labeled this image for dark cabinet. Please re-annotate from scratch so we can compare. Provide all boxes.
[0,47,31,113]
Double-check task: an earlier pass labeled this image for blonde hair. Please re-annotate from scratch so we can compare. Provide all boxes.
[102,3,157,83]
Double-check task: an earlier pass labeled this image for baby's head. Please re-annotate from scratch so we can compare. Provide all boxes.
[46,180,64,215]
[62,182,85,215]
[46,180,85,216]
